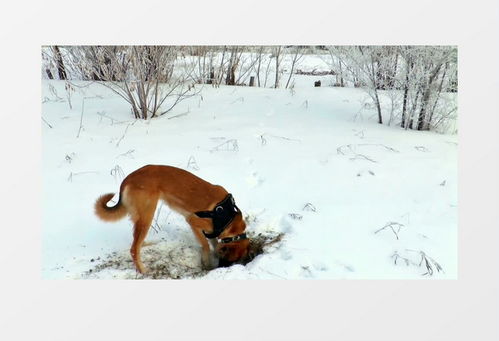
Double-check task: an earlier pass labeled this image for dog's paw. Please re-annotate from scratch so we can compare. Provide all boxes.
[203,264,215,271]
[201,262,215,271]
[201,256,215,271]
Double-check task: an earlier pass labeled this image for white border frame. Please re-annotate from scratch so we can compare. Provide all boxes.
[1,1,498,340]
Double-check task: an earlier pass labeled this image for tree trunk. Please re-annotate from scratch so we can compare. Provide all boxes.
[207,69,214,84]
[400,59,412,128]
[216,47,227,86]
[401,83,409,128]
[52,46,67,80]
[226,47,238,86]
[427,62,449,130]
[226,52,233,85]
[417,64,443,130]
[45,69,54,79]
[374,90,383,124]
[338,59,344,87]
[274,47,282,88]
[408,88,421,130]
[256,47,264,87]
[367,49,383,124]
[389,53,399,89]
[274,60,279,88]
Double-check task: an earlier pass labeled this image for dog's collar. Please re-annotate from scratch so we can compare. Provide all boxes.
[195,194,240,239]
[218,233,247,244]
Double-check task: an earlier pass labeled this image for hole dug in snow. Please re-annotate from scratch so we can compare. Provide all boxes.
[243,231,285,265]
[83,231,284,279]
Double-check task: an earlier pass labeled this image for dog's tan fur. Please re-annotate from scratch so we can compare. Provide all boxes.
[94,165,249,273]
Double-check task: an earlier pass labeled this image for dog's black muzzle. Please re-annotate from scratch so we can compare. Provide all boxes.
[217,258,234,267]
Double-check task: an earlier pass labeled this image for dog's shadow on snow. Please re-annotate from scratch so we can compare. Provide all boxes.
[83,231,284,279]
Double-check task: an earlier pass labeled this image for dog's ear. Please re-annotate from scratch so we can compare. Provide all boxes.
[195,211,213,219]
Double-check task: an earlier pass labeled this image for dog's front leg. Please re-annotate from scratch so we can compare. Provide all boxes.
[208,238,220,267]
[209,238,218,252]
[186,215,215,270]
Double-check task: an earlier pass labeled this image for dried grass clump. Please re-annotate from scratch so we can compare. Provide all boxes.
[83,231,285,279]
[243,231,285,265]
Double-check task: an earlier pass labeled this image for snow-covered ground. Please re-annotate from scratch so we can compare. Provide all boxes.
[42,71,457,279]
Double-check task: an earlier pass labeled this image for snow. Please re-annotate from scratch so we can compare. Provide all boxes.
[42,69,457,279]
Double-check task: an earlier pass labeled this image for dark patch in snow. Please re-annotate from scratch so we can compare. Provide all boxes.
[82,231,285,279]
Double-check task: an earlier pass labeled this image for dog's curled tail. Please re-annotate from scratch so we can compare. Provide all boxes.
[94,193,127,222]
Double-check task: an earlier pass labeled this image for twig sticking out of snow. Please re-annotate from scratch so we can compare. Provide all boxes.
[110,165,125,183]
[406,249,444,276]
[391,251,413,266]
[268,134,301,143]
[288,213,303,220]
[375,222,405,240]
[209,137,226,142]
[151,203,164,233]
[168,108,190,120]
[230,97,244,104]
[363,143,399,153]
[67,171,99,182]
[116,149,135,159]
[76,96,109,138]
[48,84,64,102]
[350,154,377,163]
[76,98,85,138]
[97,111,129,125]
[115,122,136,147]
[414,146,430,152]
[354,130,365,139]
[303,203,317,212]
[257,267,288,279]
[337,143,399,155]
[357,169,375,177]
[210,139,239,152]
[399,212,411,225]
[259,133,301,146]
[259,134,267,146]
[65,153,76,164]
[337,143,399,164]
[186,156,200,171]
[42,116,53,129]
[65,81,74,110]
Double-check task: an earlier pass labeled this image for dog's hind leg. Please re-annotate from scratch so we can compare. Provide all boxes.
[129,193,158,274]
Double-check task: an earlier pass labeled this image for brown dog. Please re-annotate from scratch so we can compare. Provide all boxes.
[94,165,249,273]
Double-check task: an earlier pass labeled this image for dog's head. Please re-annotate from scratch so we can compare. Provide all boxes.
[216,238,250,267]
[216,214,250,266]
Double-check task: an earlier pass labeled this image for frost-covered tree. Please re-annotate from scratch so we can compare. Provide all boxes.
[285,46,304,89]
[342,46,388,124]
[397,46,457,131]
[327,45,457,131]
[41,46,67,80]
[225,46,242,86]
[52,46,67,80]
[66,46,198,120]
[273,46,284,88]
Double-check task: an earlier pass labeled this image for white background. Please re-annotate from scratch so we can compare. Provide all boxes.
[0,0,498,340]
